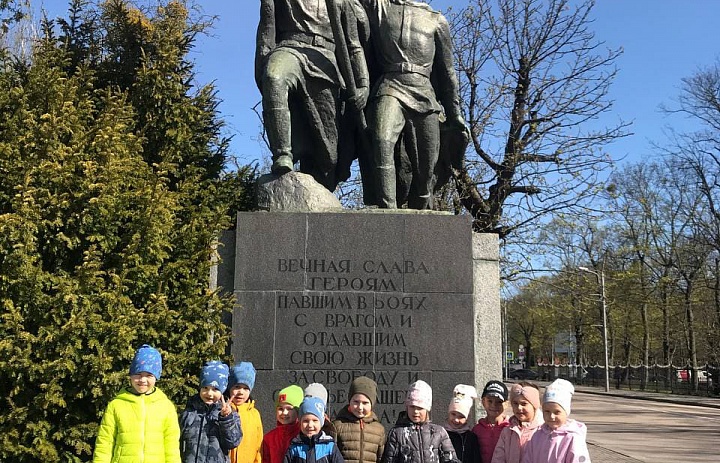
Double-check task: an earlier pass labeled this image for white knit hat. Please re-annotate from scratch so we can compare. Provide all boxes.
[543,378,575,414]
[406,380,433,410]
[304,383,328,406]
[448,384,478,418]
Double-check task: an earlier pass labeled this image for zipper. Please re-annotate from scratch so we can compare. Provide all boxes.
[417,424,425,463]
[359,418,365,463]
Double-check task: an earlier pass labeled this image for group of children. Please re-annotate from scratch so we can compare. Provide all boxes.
[92,345,261,463]
[92,344,590,463]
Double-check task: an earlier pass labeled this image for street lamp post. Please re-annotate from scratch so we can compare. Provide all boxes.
[579,266,610,392]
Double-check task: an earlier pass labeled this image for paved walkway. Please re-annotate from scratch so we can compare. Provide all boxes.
[588,443,643,463]
[513,381,720,462]
[573,383,720,409]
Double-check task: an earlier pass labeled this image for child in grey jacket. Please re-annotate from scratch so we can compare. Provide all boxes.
[380,380,459,463]
[180,361,243,463]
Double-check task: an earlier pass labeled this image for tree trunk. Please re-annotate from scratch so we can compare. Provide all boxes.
[684,279,699,393]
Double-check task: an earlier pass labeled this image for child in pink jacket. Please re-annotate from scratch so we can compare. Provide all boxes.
[491,382,543,463]
[472,380,509,463]
[522,379,590,463]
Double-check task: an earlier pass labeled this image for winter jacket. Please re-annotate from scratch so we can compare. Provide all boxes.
[262,421,300,463]
[322,415,338,439]
[443,425,481,463]
[92,387,181,463]
[229,400,264,463]
[521,420,590,463]
[490,415,543,463]
[283,432,345,463]
[471,417,509,463]
[180,394,243,463]
[380,412,459,463]
[332,407,386,463]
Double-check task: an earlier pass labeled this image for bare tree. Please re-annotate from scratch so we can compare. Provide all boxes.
[447,0,629,242]
[609,162,662,387]
[662,60,720,367]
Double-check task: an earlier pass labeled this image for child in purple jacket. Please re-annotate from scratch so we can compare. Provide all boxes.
[521,379,590,463]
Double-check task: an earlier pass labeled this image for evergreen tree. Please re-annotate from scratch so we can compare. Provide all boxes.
[0,1,255,460]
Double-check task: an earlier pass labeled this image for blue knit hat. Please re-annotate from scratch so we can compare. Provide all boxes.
[201,361,230,393]
[299,396,326,427]
[229,362,256,391]
[129,344,162,379]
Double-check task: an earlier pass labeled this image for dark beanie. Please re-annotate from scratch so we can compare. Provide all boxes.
[349,376,377,405]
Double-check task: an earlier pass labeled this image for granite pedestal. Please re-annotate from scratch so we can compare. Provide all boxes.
[217,212,500,426]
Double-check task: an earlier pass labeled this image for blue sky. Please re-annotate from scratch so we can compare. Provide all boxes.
[35,0,720,168]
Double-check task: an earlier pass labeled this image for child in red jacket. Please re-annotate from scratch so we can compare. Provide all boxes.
[262,385,304,463]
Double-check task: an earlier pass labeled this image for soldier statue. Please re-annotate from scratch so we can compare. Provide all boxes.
[255,0,370,191]
[359,0,467,209]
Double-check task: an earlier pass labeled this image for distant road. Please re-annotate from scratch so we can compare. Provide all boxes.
[571,391,720,462]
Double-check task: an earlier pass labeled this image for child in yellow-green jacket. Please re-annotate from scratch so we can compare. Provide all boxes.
[93,344,181,463]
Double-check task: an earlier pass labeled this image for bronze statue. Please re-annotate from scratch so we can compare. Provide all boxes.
[359,0,467,209]
[255,0,369,191]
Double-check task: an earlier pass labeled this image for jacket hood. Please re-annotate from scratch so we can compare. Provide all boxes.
[475,416,509,428]
[186,393,222,412]
[336,405,380,424]
[507,412,543,436]
[116,386,168,404]
[540,419,587,438]
[509,412,544,428]
[394,410,430,426]
[442,422,473,433]
[291,430,334,445]
[276,420,301,432]
[233,398,257,412]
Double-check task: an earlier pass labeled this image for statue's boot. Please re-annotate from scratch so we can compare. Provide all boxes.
[409,193,433,210]
[264,107,294,174]
[375,162,397,208]
[272,152,294,174]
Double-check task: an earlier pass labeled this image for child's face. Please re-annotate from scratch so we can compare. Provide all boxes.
[407,405,428,423]
[482,395,506,421]
[542,402,568,430]
[200,386,223,404]
[349,393,372,419]
[446,410,467,429]
[300,413,322,437]
[511,396,536,423]
[130,372,156,395]
[276,403,298,425]
[229,383,251,406]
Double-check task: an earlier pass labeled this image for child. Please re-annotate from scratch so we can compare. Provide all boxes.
[443,384,481,463]
[262,384,304,463]
[284,396,345,463]
[228,362,264,463]
[305,382,336,436]
[180,360,243,463]
[380,380,457,463]
[92,344,181,463]
[522,379,590,463]
[472,380,509,463]
[332,376,386,463]
[491,382,542,463]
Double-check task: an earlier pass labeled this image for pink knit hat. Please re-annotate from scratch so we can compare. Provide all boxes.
[406,380,433,410]
[509,383,541,410]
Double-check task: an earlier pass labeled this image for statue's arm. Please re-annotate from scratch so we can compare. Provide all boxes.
[255,0,276,92]
[433,14,464,128]
[343,0,370,108]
